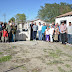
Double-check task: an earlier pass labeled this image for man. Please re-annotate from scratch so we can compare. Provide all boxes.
[67,22,72,44]
[6,21,11,42]
[12,23,17,42]
[0,22,2,42]
[33,22,38,41]
[42,23,47,41]
[30,22,34,40]
[60,22,67,44]
[38,22,42,40]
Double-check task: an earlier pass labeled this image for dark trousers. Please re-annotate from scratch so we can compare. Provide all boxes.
[42,33,45,41]
[59,33,61,42]
[0,32,2,41]
[33,31,37,40]
[61,33,66,44]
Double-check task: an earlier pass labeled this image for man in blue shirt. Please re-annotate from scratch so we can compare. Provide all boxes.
[42,23,47,41]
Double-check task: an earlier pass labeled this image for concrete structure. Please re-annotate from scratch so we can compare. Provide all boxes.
[15,19,47,41]
[55,11,72,26]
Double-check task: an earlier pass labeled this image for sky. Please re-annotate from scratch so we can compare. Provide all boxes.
[0,0,72,22]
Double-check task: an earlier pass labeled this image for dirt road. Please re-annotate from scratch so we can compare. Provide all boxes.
[0,41,72,72]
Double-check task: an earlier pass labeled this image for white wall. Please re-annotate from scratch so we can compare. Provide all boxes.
[29,19,46,26]
[55,16,72,26]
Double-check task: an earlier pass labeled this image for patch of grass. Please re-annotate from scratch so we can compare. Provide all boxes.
[47,60,63,65]
[21,66,27,70]
[48,49,62,58]
[65,64,71,68]
[0,52,3,55]
[50,69,53,71]
[0,55,12,63]
[12,46,16,48]
[56,49,62,54]
[62,53,72,58]
[48,52,60,58]
[43,49,47,52]
[58,67,67,72]
[69,70,72,72]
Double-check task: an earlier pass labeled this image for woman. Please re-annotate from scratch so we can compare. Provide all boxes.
[45,27,50,42]
[54,25,59,42]
[49,25,54,42]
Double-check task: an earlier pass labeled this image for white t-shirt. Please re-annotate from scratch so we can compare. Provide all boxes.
[45,29,50,35]
[38,25,42,31]
[67,25,72,34]
[49,28,54,35]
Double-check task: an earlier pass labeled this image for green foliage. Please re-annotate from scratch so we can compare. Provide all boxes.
[15,13,26,23]
[0,52,3,55]
[9,17,15,22]
[0,55,12,63]
[38,2,72,22]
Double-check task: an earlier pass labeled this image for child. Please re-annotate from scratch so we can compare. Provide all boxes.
[2,28,8,42]
[45,27,50,42]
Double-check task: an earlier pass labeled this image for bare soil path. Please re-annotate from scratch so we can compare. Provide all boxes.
[0,41,72,72]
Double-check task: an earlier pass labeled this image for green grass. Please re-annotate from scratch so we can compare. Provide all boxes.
[58,67,66,72]
[48,49,62,58]
[0,52,3,55]
[65,64,71,68]
[48,52,60,58]
[21,66,27,70]
[43,49,47,52]
[0,55,12,63]
[47,60,63,65]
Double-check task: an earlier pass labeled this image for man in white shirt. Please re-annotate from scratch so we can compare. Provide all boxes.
[67,22,72,44]
[38,22,42,40]
[49,25,54,42]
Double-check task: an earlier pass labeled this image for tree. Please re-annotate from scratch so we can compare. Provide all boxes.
[38,2,72,22]
[9,17,15,22]
[15,13,26,23]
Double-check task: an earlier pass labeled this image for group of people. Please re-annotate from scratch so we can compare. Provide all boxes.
[0,20,72,45]
[0,20,17,42]
[30,21,72,45]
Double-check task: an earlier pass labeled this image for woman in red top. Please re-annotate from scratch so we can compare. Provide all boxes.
[2,28,8,42]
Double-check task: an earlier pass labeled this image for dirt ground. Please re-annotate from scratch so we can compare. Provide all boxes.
[0,41,72,72]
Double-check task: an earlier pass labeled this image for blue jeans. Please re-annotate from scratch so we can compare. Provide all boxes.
[38,31,42,40]
[33,31,37,40]
[42,33,45,41]
[67,34,72,44]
